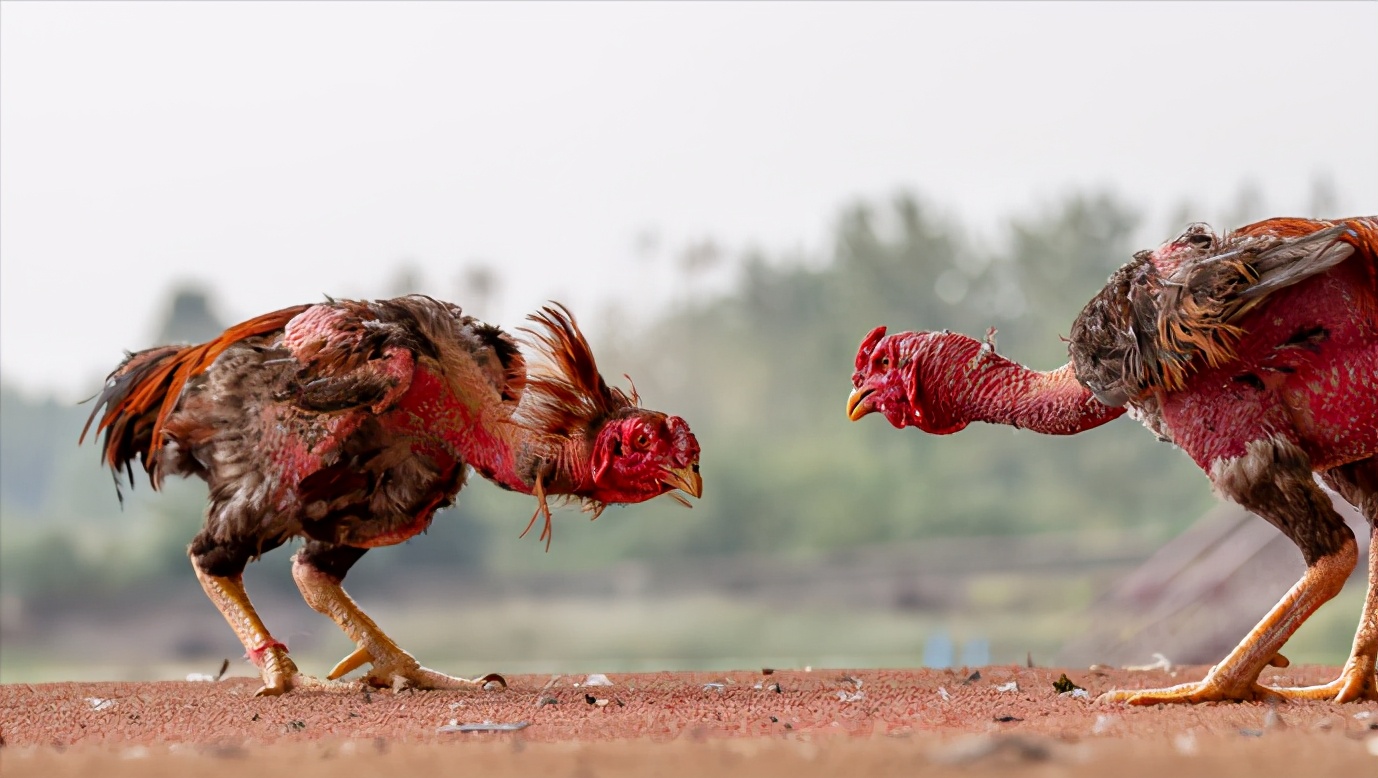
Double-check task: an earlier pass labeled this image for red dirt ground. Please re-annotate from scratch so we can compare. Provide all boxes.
[3,665,1377,776]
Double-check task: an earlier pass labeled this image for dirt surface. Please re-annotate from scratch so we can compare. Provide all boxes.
[4,665,1377,776]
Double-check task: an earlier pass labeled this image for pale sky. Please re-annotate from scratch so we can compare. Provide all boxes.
[3,1,1375,400]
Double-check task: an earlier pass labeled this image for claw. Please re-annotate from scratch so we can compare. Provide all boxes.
[254,681,290,697]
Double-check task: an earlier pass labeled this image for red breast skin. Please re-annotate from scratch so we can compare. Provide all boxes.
[1159,255,1378,472]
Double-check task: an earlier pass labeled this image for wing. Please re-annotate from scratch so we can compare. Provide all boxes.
[1069,217,1373,406]
[281,294,529,414]
[277,299,418,413]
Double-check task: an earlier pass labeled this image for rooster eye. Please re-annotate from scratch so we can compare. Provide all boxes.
[635,433,649,448]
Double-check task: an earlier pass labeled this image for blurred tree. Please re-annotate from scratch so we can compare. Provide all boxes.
[388,262,426,297]
[456,262,501,320]
[154,286,227,345]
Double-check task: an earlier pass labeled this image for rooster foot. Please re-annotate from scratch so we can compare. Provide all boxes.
[327,646,506,692]
[254,673,361,697]
[1097,679,1287,706]
[1257,658,1378,702]
[252,648,361,696]
[1100,655,1378,705]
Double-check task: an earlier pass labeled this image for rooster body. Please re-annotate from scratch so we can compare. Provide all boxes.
[849,217,1378,704]
[86,296,701,694]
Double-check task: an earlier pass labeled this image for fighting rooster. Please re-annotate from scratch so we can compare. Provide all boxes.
[83,296,702,695]
[848,217,1377,704]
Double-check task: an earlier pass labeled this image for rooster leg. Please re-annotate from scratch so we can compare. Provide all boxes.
[192,565,301,695]
[291,542,506,692]
[1101,439,1358,705]
[1262,459,1378,702]
[189,530,350,695]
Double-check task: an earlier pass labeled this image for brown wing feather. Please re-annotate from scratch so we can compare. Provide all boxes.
[1070,217,1373,405]
[82,304,311,488]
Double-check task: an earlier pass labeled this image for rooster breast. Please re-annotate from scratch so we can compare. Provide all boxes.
[1155,258,1378,471]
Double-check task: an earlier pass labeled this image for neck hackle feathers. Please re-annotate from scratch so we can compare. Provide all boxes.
[514,303,643,550]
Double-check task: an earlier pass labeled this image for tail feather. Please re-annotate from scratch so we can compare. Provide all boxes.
[81,304,311,492]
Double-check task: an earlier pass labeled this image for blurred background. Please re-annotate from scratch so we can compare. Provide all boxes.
[2,2,1375,683]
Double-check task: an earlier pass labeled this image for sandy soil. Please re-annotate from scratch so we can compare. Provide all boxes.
[3,665,1377,776]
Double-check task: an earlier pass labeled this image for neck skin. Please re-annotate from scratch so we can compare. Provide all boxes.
[916,333,1126,435]
[462,416,591,496]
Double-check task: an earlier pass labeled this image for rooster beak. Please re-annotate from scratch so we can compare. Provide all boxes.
[847,388,874,421]
[662,464,703,499]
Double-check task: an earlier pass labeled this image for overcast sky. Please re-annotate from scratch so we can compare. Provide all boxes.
[3,1,1375,400]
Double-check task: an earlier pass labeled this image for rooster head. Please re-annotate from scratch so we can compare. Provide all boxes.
[847,326,972,434]
[518,303,702,510]
[588,409,702,506]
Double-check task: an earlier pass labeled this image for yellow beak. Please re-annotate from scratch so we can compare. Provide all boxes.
[846,388,874,421]
[662,464,703,499]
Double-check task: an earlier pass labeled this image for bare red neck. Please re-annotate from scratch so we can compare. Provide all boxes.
[400,368,592,497]
[467,418,592,496]
[912,332,1126,435]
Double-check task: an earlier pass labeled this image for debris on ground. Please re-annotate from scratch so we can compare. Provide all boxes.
[1124,653,1173,672]
[1052,673,1083,694]
[582,674,614,687]
[834,675,864,701]
[186,659,230,683]
[437,721,531,733]
[85,697,115,711]
[937,686,952,701]
[962,670,981,685]
[995,681,1019,693]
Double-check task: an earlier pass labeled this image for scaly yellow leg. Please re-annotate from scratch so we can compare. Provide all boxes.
[1099,538,1357,705]
[192,562,303,696]
[291,551,505,691]
[1261,527,1378,702]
